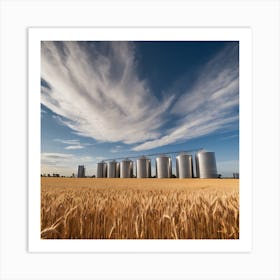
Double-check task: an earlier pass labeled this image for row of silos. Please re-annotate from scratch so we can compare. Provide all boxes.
[97,161,121,178]
[176,151,217,178]
[97,158,149,178]
[96,150,217,178]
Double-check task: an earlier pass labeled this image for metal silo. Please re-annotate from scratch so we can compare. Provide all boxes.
[176,153,193,178]
[136,156,151,178]
[107,160,117,178]
[77,165,85,178]
[195,151,218,178]
[155,155,172,178]
[120,159,133,178]
[96,162,107,178]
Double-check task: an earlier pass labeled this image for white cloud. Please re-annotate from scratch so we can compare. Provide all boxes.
[54,139,80,145]
[65,145,84,150]
[110,145,123,153]
[41,153,74,165]
[42,42,239,152]
[41,42,173,145]
[220,134,239,140]
[52,115,66,126]
[133,44,239,151]
[54,139,85,150]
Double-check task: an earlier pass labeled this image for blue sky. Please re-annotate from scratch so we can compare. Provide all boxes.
[41,41,239,177]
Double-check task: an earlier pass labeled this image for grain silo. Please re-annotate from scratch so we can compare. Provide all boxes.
[155,155,172,178]
[96,162,107,178]
[136,156,151,178]
[176,153,193,178]
[120,159,133,178]
[195,150,218,178]
[77,165,85,178]
[107,160,118,178]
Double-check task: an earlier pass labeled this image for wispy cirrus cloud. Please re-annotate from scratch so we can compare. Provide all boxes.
[54,139,85,150]
[41,41,173,146]
[110,145,123,153]
[64,145,84,150]
[42,42,239,152]
[132,44,239,151]
[41,153,75,165]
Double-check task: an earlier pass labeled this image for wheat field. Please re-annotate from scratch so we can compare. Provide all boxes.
[41,178,239,239]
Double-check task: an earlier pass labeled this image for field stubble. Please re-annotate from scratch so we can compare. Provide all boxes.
[41,178,239,239]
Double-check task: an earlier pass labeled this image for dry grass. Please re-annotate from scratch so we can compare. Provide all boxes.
[41,178,239,239]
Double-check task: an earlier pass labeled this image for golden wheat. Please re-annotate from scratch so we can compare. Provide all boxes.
[41,178,239,239]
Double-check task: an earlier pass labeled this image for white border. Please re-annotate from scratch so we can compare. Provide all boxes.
[28,27,252,252]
